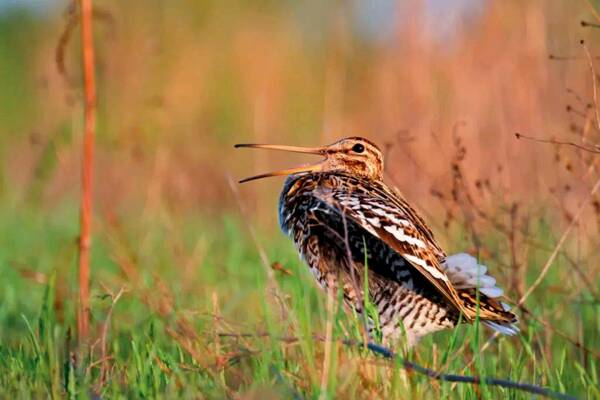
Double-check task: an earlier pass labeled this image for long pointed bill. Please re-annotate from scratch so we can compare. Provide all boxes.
[234,143,326,154]
[238,163,322,183]
[234,143,327,183]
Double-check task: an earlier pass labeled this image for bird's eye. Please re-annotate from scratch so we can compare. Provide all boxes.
[352,143,365,153]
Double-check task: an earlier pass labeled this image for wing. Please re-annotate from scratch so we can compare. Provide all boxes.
[310,175,471,318]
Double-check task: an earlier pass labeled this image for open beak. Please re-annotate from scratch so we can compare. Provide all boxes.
[234,143,327,183]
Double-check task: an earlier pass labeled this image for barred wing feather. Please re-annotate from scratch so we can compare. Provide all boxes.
[311,183,470,318]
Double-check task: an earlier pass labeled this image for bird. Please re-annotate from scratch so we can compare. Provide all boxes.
[235,136,517,347]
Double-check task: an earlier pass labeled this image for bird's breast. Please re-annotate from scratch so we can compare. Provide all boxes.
[278,175,309,236]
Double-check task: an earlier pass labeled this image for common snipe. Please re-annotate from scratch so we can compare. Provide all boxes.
[236,137,517,347]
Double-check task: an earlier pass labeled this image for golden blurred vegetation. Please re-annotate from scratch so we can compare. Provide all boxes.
[1,1,600,297]
[2,1,599,235]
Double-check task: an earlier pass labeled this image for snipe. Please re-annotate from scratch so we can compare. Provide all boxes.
[236,137,517,347]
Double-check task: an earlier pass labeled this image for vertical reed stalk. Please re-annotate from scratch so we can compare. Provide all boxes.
[77,0,96,343]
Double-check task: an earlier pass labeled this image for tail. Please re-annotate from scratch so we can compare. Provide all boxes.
[441,253,519,336]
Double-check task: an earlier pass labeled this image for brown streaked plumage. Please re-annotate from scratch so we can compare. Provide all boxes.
[235,137,517,346]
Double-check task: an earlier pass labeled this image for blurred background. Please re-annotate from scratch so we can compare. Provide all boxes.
[0,0,599,323]
[1,1,598,230]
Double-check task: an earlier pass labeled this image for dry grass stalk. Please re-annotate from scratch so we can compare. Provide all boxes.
[77,0,97,343]
[98,286,125,387]
[319,280,337,399]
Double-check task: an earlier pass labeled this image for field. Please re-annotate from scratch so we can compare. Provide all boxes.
[0,1,599,399]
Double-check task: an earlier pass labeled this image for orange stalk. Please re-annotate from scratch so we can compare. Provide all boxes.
[77,0,96,343]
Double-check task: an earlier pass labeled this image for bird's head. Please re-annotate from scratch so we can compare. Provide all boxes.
[235,136,384,183]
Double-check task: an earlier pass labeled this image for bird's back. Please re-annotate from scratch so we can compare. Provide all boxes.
[278,172,517,345]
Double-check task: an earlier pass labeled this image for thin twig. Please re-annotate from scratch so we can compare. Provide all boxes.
[218,332,576,400]
[85,356,114,376]
[98,286,125,387]
[55,4,79,84]
[515,132,600,154]
[77,0,97,344]
[581,40,600,132]
[581,20,600,28]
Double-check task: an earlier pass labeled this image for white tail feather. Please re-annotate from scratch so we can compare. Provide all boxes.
[482,320,519,335]
[441,253,504,297]
[480,287,503,298]
[442,253,519,336]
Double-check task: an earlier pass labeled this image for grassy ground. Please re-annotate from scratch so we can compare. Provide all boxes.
[0,194,597,399]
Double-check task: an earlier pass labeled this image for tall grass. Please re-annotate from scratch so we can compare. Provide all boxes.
[0,210,597,398]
